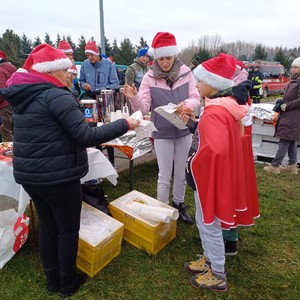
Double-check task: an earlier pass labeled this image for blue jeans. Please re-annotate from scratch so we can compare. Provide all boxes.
[271,139,297,166]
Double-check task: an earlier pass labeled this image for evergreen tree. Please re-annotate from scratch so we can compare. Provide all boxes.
[44,33,53,46]
[33,36,42,47]
[0,29,22,67]
[55,33,61,48]
[135,37,148,52]
[104,36,113,57]
[253,44,268,61]
[274,47,293,70]
[195,47,212,64]
[20,33,33,58]
[66,35,76,53]
[75,35,87,62]
[111,39,120,63]
[115,38,135,65]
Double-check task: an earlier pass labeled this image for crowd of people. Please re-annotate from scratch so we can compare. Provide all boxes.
[0,31,299,296]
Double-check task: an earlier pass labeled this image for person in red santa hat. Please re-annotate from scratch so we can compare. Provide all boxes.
[233,60,249,85]
[181,53,258,292]
[0,43,139,297]
[67,64,80,96]
[123,32,201,224]
[0,50,17,142]
[57,40,74,63]
[223,71,260,256]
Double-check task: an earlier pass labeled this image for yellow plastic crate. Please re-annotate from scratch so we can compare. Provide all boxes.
[76,202,124,277]
[109,190,177,255]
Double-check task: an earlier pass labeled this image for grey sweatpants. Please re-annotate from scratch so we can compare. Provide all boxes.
[154,134,192,204]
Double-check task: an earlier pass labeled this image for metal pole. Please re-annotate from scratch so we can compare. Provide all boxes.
[99,0,106,55]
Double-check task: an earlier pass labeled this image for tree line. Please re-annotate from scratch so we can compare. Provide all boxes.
[1,29,299,70]
[0,29,147,68]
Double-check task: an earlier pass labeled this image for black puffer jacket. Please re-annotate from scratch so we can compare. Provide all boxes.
[0,72,129,186]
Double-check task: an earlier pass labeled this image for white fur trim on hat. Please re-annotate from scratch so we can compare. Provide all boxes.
[62,48,73,53]
[193,64,235,91]
[153,45,178,59]
[85,49,99,56]
[32,58,72,73]
[292,57,300,67]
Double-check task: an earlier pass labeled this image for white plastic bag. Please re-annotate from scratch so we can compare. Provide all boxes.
[0,209,29,269]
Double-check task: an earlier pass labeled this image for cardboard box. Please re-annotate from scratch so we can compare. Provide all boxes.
[77,202,124,277]
[109,190,177,255]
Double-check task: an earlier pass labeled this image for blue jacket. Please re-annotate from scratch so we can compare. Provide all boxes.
[0,72,129,186]
[79,57,120,92]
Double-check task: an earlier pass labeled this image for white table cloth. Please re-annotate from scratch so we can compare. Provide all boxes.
[0,148,117,215]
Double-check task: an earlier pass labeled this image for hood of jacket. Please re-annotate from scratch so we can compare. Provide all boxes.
[0,72,61,113]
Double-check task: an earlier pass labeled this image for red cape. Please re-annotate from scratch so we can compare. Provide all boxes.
[191,105,248,228]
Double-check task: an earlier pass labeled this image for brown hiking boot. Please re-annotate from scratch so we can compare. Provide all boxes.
[263,165,280,174]
[280,164,298,174]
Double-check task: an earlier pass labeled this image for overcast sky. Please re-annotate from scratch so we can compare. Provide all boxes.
[1,0,299,50]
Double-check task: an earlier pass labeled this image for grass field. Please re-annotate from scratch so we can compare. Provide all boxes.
[0,159,299,300]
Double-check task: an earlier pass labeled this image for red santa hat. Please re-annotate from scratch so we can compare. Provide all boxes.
[57,40,73,53]
[85,41,99,55]
[236,60,245,70]
[148,32,178,59]
[68,64,78,74]
[23,43,72,73]
[0,50,7,60]
[193,53,236,91]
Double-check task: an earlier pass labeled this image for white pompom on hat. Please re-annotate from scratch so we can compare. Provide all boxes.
[85,41,100,55]
[57,40,73,53]
[148,32,178,59]
[193,53,237,91]
[23,43,72,73]
[292,57,300,67]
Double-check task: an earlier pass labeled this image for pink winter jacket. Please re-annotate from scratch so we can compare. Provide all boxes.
[129,65,201,139]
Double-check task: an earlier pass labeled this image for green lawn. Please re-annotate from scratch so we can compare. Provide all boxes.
[0,160,299,300]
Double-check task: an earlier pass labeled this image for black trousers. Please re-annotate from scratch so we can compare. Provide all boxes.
[23,180,82,273]
[250,88,261,103]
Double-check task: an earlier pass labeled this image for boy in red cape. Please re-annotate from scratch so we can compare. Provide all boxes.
[182,53,258,292]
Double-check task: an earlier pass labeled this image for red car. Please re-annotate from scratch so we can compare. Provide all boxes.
[245,61,289,98]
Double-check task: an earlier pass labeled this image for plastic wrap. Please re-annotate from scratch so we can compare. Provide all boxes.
[79,203,122,247]
[252,103,275,121]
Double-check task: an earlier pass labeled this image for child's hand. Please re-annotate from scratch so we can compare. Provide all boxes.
[181,113,196,125]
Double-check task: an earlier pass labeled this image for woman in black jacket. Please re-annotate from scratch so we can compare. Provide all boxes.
[0,44,139,298]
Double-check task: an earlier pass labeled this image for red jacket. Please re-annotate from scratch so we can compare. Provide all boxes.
[0,61,17,109]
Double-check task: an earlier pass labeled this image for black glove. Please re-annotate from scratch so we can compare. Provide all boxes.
[273,99,284,112]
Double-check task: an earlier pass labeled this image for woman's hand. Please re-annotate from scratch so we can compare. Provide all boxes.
[123,83,137,98]
[126,117,140,130]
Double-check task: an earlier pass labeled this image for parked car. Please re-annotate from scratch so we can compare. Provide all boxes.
[245,61,289,98]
